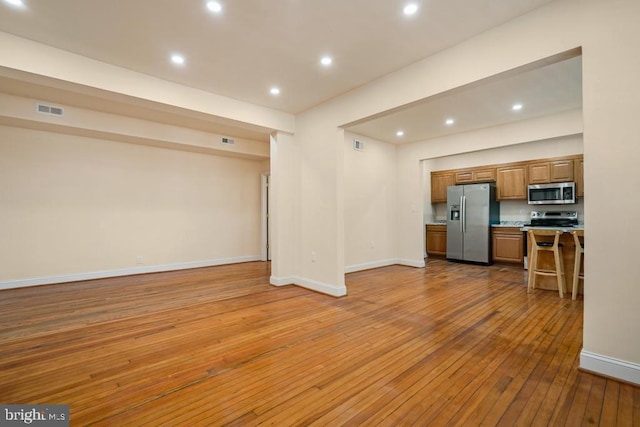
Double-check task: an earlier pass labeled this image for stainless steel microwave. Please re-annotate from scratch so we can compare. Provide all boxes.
[528,182,576,205]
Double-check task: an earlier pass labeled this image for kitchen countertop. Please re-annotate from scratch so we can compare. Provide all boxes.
[427,221,584,230]
[491,221,527,228]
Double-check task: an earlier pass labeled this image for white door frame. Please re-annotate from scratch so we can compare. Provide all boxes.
[261,172,271,261]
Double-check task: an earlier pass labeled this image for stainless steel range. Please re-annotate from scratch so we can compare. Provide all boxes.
[528,211,579,227]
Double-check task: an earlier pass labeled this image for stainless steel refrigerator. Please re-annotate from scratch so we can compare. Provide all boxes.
[446,183,499,265]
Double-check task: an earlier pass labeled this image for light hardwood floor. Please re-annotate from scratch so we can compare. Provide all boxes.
[0,259,638,426]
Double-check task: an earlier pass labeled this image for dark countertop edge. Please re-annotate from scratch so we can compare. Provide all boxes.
[520,226,584,232]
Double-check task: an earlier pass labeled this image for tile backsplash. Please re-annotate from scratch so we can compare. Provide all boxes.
[429,199,584,224]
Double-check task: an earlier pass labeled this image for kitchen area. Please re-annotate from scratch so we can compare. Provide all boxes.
[425,153,584,296]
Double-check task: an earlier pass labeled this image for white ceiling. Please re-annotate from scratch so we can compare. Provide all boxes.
[0,0,581,144]
[347,54,583,143]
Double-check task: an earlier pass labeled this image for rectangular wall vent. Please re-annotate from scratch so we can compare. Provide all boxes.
[221,137,235,145]
[36,103,64,117]
[353,139,364,151]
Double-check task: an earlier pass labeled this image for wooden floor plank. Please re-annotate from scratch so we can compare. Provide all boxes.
[509,311,584,425]
[0,259,638,426]
[615,383,636,426]
[584,375,607,425]
[564,370,594,426]
[599,380,620,427]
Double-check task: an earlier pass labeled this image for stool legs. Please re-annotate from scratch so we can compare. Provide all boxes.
[572,249,581,300]
[554,247,565,298]
[571,230,585,301]
[527,229,566,298]
[527,244,537,293]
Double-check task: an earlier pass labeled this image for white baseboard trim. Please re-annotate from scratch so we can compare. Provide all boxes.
[270,275,295,286]
[0,255,262,291]
[270,275,347,297]
[345,259,397,273]
[580,350,640,386]
[293,277,347,297]
[396,258,426,268]
[345,258,426,273]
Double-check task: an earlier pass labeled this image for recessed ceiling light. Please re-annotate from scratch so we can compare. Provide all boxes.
[270,87,280,95]
[206,1,222,13]
[3,0,25,8]
[171,54,185,65]
[445,118,455,126]
[396,130,405,137]
[512,103,523,111]
[320,56,333,66]
[403,3,418,15]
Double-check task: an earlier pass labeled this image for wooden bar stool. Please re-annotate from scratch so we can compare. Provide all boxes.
[571,230,584,300]
[527,229,566,298]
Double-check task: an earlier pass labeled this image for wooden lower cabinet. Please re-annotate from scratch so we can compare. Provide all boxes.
[426,224,447,256]
[492,227,524,264]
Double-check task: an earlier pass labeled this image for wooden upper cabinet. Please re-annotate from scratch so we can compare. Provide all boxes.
[496,165,527,200]
[429,154,582,204]
[431,172,454,203]
[550,160,574,182]
[575,156,584,197]
[528,162,550,184]
[528,160,574,184]
[455,170,474,183]
[454,168,496,184]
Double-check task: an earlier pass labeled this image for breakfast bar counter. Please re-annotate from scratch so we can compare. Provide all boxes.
[520,226,584,296]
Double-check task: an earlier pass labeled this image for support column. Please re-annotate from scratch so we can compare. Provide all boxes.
[269,132,297,285]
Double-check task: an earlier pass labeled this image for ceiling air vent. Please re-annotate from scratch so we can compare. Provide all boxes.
[36,103,64,117]
[221,137,235,145]
[353,139,364,151]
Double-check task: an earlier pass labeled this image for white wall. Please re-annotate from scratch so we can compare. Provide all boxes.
[288,112,347,296]
[425,131,583,171]
[578,0,640,383]
[269,132,298,286]
[343,132,397,272]
[0,92,270,160]
[0,125,265,287]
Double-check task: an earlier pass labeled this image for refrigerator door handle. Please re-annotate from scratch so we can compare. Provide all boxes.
[462,195,467,233]
[459,196,464,233]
